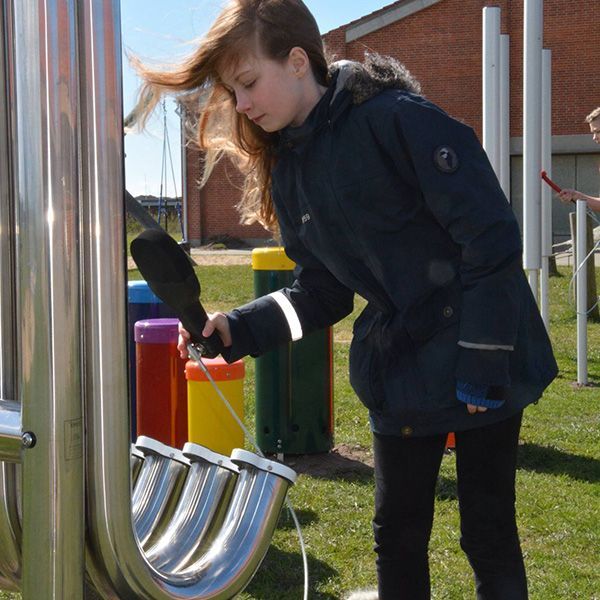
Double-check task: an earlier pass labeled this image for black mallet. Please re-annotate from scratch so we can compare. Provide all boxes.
[130,229,225,358]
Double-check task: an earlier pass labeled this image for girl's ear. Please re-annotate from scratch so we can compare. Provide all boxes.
[288,46,310,77]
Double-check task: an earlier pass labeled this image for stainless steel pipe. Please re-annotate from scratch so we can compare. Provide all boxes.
[13,0,85,596]
[0,0,22,589]
[0,400,21,462]
[132,437,190,549]
[0,0,302,597]
[145,442,239,574]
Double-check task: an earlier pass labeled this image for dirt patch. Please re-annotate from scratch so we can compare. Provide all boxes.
[127,251,252,271]
[189,253,252,266]
[284,443,374,479]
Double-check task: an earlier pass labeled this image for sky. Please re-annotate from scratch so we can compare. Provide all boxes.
[121,0,392,197]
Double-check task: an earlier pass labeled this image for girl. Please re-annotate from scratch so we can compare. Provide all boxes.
[135,1,557,598]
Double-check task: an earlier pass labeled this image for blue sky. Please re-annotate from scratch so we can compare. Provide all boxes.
[121,1,391,197]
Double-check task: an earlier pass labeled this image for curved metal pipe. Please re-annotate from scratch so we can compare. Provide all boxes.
[132,437,190,549]
[131,444,145,487]
[78,2,299,598]
[167,450,297,593]
[145,443,239,574]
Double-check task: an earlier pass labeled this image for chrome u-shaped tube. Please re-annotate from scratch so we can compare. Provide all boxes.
[132,437,190,549]
[145,443,239,574]
[171,450,297,590]
[0,0,305,597]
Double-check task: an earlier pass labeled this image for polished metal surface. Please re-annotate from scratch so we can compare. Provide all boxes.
[0,0,22,589]
[131,445,145,486]
[132,439,190,549]
[166,452,296,594]
[0,400,21,462]
[145,443,239,574]
[0,0,300,597]
[13,0,85,597]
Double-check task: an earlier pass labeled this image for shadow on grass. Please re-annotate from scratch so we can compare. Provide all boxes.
[517,442,600,483]
[246,544,337,599]
[436,475,458,501]
[285,450,374,483]
[277,507,319,530]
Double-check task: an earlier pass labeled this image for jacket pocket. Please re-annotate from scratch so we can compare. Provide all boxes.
[403,280,461,343]
[403,282,462,409]
[349,308,384,412]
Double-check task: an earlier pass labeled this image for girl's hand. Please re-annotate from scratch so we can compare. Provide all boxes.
[558,189,580,204]
[177,312,232,359]
[466,404,488,415]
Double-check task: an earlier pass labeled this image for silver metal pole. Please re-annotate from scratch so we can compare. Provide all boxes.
[482,7,501,177]
[576,200,588,385]
[499,34,511,201]
[523,0,543,301]
[179,103,189,243]
[0,0,22,588]
[12,0,85,597]
[540,48,552,328]
[0,0,20,460]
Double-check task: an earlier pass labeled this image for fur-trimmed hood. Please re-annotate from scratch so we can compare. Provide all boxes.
[329,52,422,106]
[278,53,422,148]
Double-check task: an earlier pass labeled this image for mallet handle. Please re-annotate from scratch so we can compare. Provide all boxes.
[540,170,562,193]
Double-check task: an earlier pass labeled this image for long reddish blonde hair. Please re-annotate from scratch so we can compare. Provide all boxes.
[133,0,328,231]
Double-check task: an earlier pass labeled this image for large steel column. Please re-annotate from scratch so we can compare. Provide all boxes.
[540,48,552,328]
[499,34,511,200]
[523,0,543,301]
[12,1,85,598]
[483,7,501,177]
[575,201,588,385]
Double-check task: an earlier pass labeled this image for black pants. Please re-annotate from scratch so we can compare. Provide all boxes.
[373,412,527,600]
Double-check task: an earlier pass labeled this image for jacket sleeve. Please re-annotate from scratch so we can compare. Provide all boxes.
[372,94,524,386]
[223,198,354,363]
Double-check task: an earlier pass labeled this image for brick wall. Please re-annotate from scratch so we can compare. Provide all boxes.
[185,146,270,245]
[185,0,600,245]
[334,0,598,139]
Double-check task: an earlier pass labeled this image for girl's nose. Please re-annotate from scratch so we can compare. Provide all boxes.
[235,92,251,114]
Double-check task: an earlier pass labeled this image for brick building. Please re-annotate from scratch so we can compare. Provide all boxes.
[183,0,600,246]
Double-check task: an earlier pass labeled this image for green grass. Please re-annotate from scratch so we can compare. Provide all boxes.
[2,266,598,599]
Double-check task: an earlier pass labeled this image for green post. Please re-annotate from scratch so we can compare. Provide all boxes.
[253,248,333,454]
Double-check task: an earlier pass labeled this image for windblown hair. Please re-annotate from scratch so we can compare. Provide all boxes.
[585,106,600,123]
[133,0,328,231]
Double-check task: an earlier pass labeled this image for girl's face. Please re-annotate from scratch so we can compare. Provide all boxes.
[219,48,317,132]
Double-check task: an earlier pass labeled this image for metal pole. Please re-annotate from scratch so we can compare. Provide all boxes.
[540,48,552,329]
[12,0,85,597]
[576,200,588,385]
[0,0,22,588]
[523,0,543,302]
[179,103,189,244]
[483,7,501,177]
[499,34,511,201]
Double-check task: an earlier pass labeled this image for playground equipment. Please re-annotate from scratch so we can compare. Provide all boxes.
[0,1,296,598]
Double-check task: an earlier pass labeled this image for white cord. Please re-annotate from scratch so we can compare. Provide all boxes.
[188,344,309,600]
[567,236,600,316]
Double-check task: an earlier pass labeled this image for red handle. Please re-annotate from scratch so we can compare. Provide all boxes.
[540,170,562,193]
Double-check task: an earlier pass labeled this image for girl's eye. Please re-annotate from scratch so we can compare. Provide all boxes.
[243,80,256,89]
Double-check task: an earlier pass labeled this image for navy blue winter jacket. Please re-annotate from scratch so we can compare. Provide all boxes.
[224,58,557,436]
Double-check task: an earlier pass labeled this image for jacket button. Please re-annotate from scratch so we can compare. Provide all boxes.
[443,306,454,318]
[401,426,413,437]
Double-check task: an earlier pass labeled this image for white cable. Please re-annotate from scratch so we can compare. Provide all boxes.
[567,236,600,316]
[188,344,309,600]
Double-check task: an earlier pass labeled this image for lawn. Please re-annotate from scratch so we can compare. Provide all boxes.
[1,264,598,599]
